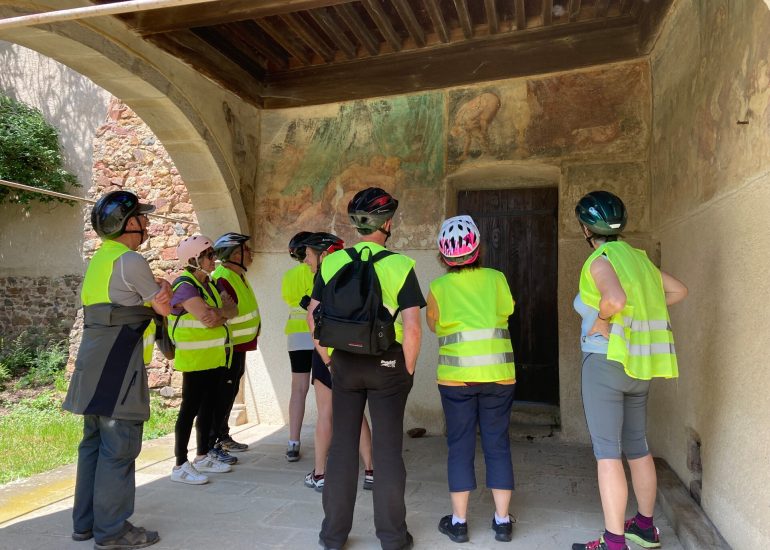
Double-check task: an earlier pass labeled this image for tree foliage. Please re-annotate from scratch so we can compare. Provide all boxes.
[0,93,80,206]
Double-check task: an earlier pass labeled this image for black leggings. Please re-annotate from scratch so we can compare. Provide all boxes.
[209,351,246,446]
[174,367,226,466]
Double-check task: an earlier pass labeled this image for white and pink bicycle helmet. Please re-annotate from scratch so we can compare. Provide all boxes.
[177,234,214,268]
[437,215,481,267]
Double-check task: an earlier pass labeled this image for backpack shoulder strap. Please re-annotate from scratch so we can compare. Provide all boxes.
[345,247,361,262]
[371,249,394,263]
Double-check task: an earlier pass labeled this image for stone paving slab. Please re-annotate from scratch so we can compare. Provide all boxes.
[0,424,684,549]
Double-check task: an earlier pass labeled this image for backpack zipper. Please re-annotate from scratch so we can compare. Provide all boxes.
[121,371,138,405]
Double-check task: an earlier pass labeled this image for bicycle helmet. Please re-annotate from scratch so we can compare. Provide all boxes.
[301,232,344,254]
[437,215,481,267]
[289,231,312,261]
[213,232,250,260]
[177,235,214,268]
[347,187,398,235]
[91,190,155,239]
[575,191,627,236]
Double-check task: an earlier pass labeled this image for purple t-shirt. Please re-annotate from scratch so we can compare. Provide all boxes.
[170,280,203,316]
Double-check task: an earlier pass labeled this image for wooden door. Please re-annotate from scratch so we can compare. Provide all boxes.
[457,187,559,404]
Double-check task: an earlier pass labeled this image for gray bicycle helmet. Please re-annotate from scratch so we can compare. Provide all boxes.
[575,191,627,236]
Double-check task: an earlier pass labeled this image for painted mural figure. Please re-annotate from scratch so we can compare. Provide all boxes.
[571,191,688,550]
[450,92,501,160]
[426,215,517,544]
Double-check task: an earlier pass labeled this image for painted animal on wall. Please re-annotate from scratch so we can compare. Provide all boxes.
[449,92,501,160]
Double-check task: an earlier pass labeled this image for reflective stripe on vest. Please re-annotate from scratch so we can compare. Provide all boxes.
[579,241,678,380]
[212,265,260,346]
[169,275,231,372]
[82,240,156,365]
[430,268,515,383]
[282,263,313,335]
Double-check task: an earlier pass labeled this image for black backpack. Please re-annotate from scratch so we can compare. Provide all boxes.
[314,246,398,355]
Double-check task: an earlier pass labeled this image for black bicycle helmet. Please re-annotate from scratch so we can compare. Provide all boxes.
[91,190,155,239]
[213,232,250,261]
[347,187,398,235]
[301,232,344,254]
[575,191,627,236]
[289,231,312,261]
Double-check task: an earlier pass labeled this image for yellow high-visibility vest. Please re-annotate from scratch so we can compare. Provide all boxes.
[579,241,678,380]
[212,265,260,345]
[281,263,313,335]
[430,268,515,383]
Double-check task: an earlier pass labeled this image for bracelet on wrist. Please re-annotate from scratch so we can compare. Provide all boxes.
[598,313,610,321]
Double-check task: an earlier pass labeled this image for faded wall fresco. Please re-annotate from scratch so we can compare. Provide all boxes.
[256,61,650,252]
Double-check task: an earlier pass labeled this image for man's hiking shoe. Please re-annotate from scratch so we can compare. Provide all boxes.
[438,515,469,543]
[94,522,159,550]
[363,469,374,490]
[305,470,325,492]
[72,530,93,541]
[572,537,629,550]
[286,441,301,462]
[193,456,231,473]
[624,517,661,549]
[170,461,208,485]
[209,445,238,465]
[491,516,514,542]
[219,436,248,453]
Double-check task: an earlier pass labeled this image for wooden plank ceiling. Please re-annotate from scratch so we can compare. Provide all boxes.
[98,0,672,108]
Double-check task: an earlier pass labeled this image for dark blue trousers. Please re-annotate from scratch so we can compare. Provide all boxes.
[439,383,515,492]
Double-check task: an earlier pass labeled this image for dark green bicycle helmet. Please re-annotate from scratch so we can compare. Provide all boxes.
[575,191,627,236]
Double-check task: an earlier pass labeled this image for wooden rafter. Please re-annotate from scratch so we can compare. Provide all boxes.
[308,7,357,59]
[568,0,582,22]
[484,0,499,34]
[453,0,473,39]
[361,0,402,52]
[423,0,449,43]
[392,0,425,47]
[515,0,526,30]
[334,3,379,55]
[542,0,553,26]
[219,23,288,70]
[255,17,312,65]
[279,12,335,62]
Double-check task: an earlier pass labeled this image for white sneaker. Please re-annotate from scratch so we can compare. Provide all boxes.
[171,461,209,485]
[193,456,232,473]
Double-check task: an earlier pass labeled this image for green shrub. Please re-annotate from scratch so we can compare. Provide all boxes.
[0,333,34,377]
[15,340,68,388]
[0,93,80,206]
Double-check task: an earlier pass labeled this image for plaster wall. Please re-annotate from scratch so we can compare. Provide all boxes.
[648,0,770,547]
[0,43,110,276]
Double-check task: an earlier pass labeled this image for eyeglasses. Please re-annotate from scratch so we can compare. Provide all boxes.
[199,250,216,261]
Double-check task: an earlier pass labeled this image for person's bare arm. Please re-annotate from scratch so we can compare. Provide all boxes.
[307,298,332,365]
[425,292,438,333]
[588,257,626,338]
[151,279,172,316]
[660,270,688,306]
[217,291,239,319]
[401,306,422,375]
[181,296,225,328]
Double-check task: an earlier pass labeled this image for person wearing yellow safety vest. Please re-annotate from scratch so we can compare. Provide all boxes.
[309,188,425,550]
[571,191,688,550]
[63,190,171,550]
[299,232,373,494]
[426,215,517,545]
[210,232,260,455]
[168,235,238,486]
[281,231,314,462]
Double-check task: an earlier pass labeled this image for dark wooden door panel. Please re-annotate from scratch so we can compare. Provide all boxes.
[457,187,559,404]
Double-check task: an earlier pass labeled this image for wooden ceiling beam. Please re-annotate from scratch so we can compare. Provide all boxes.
[423,0,450,43]
[361,0,402,52]
[334,3,379,55]
[145,31,264,107]
[515,0,526,30]
[263,19,641,107]
[279,12,336,62]
[220,22,289,69]
[126,0,358,36]
[255,17,312,65]
[568,0,582,22]
[454,0,474,39]
[484,0,499,34]
[308,7,357,59]
[542,0,553,26]
[392,0,426,47]
[637,0,675,53]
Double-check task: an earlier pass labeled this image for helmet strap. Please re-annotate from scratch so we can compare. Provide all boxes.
[224,259,247,272]
[187,258,212,276]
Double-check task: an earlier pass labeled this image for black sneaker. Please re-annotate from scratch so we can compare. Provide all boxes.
[72,530,93,541]
[219,435,248,453]
[491,515,514,542]
[286,442,300,462]
[438,515,469,543]
[572,537,629,550]
[624,517,661,549]
[363,469,374,490]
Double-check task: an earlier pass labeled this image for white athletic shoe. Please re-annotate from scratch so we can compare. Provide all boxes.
[171,461,209,485]
[193,456,232,473]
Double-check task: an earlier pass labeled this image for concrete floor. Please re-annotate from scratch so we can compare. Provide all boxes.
[0,424,684,549]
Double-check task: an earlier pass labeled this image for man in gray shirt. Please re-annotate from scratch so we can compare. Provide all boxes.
[64,191,171,550]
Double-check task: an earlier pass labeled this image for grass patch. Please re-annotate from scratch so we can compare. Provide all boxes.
[0,391,178,485]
